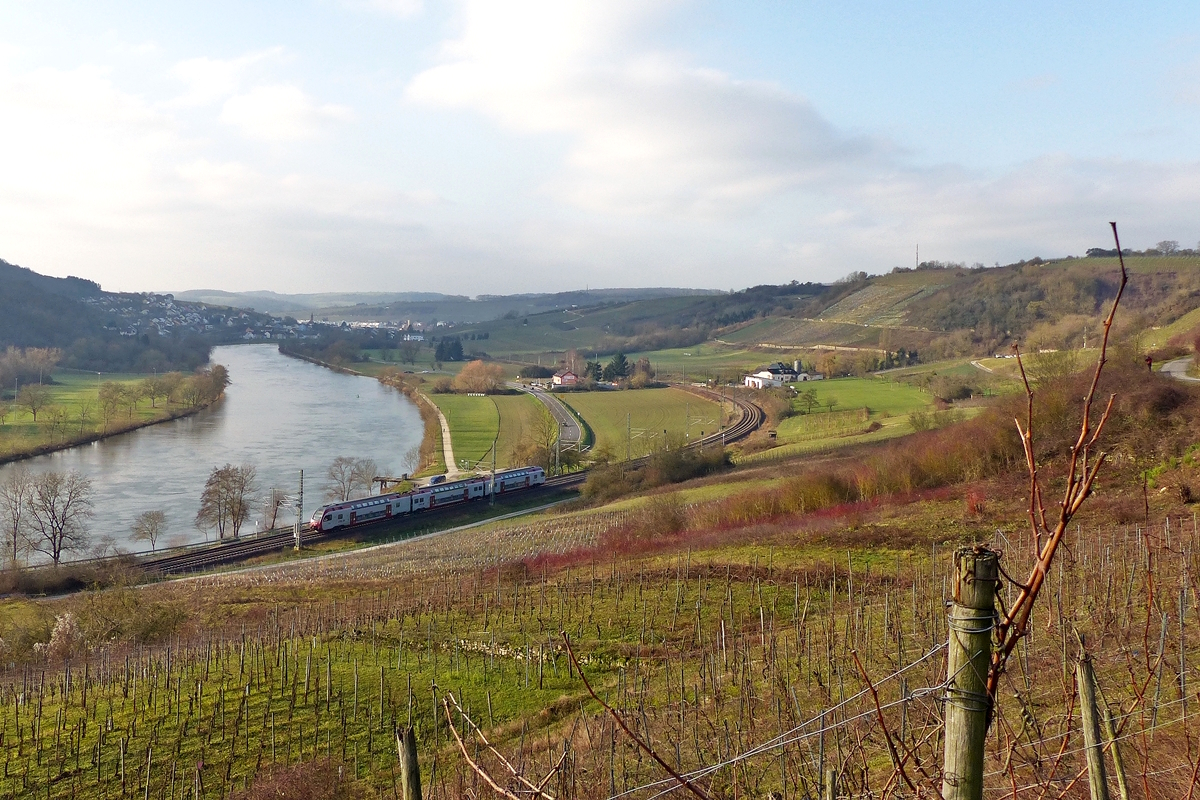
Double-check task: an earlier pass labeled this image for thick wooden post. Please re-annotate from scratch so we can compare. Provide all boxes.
[822,767,837,800]
[942,546,998,800]
[396,726,422,800]
[1101,705,1131,800]
[1076,655,1111,800]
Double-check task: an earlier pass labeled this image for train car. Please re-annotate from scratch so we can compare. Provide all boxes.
[309,466,546,533]
[489,466,546,493]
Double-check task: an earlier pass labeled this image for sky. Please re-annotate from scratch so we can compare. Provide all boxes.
[1,1,1199,295]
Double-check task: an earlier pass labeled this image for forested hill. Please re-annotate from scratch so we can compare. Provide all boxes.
[0,259,274,374]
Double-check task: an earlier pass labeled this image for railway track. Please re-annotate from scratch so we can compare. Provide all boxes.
[140,391,762,577]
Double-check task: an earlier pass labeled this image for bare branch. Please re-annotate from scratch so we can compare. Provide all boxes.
[563,632,711,800]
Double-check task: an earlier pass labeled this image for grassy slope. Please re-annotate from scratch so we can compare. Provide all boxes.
[450,295,710,358]
[557,387,722,458]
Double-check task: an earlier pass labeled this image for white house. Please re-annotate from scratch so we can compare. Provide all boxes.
[552,369,579,387]
[742,362,799,389]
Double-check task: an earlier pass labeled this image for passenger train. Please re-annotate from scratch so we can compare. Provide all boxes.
[309,466,546,533]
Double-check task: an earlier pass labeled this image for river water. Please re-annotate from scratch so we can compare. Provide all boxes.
[0,344,423,553]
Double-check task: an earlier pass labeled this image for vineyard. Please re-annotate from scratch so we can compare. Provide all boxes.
[0,461,1195,799]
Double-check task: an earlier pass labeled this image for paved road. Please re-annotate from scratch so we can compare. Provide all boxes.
[1161,357,1200,382]
[523,386,585,449]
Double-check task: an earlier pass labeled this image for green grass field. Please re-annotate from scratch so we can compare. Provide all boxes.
[557,388,723,459]
[429,394,499,468]
[624,343,790,380]
[766,376,935,454]
[430,393,546,469]
[493,394,546,466]
[787,376,931,416]
[0,371,171,460]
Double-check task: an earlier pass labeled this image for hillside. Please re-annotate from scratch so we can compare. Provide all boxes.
[0,258,277,375]
[447,254,1200,366]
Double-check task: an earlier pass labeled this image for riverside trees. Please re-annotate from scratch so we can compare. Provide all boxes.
[130,509,167,551]
[323,456,378,502]
[196,464,257,540]
[25,470,94,565]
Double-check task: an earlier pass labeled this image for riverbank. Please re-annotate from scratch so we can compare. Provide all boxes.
[0,400,222,467]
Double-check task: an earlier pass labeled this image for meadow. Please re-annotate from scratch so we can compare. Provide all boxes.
[557,388,724,459]
[429,393,545,469]
[0,372,187,462]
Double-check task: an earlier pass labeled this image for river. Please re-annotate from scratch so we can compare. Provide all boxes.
[0,344,423,554]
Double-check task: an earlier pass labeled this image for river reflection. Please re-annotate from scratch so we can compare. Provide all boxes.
[0,344,422,553]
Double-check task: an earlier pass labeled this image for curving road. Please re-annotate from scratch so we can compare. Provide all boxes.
[1161,357,1200,383]
[524,385,584,449]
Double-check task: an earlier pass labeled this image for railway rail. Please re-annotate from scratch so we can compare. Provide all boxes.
[140,390,762,577]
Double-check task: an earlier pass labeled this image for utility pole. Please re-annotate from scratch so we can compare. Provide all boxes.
[626,412,631,462]
[293,469,304,551]
[489,438,496,506]
[942,546,998,800]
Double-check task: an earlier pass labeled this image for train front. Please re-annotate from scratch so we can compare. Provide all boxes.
[309,507,328,532]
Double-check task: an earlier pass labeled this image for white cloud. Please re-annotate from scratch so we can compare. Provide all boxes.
[407,0,888,215]
[341,0,424,19]
[219,84,354,141]
[169,48,285,107]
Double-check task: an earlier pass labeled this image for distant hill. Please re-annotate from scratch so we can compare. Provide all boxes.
[172,287,724,323]
[172,289,457,314]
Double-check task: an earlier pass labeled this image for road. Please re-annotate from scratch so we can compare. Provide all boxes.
[1161,357,1200,382]
[523,386,585,449]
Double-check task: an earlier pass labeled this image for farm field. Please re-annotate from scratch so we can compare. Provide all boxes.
[787,375,931,417]
[557,387,723,458]
[429,393,546,469]
[625,343,792,380]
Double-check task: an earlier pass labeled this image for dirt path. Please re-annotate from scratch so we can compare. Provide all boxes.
[429,398,461,475]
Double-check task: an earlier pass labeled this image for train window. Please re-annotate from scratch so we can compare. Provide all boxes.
[324,514,332,521]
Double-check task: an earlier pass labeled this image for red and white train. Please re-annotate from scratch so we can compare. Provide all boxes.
[309,466,546,533]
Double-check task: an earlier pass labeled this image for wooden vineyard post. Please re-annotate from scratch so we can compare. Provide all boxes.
[1076,654,1111,800]
[396,726,422,800]
[942,546,998,800]
[822,767,837,800]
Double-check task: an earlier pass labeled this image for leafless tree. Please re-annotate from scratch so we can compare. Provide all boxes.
[0,467,32,568]
[98,381,122,428]
[196,464,258,540]
[46,406,69,441]
[130,510,167,551]
[75,402,93,435]
[399,339,421,364]
[25,470,94,566]
[262,487,289,530]
[17,383,51,422]
[323,456,378,502]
